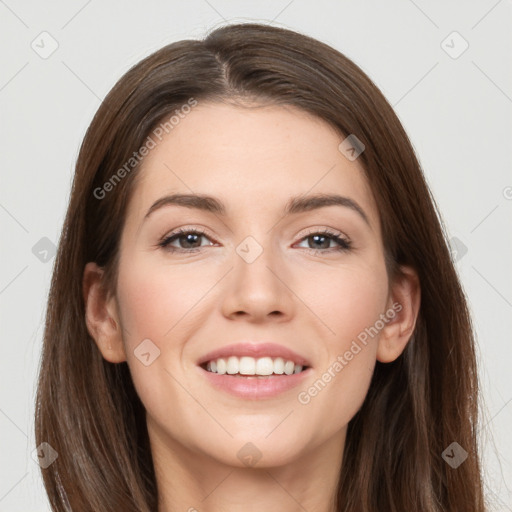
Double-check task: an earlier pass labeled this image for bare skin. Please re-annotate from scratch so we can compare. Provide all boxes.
[84,101,420,512]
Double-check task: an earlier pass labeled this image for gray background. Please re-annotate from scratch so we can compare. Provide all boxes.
[1,1,511,510]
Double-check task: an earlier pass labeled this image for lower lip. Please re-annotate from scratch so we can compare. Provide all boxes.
[198,366,312,399]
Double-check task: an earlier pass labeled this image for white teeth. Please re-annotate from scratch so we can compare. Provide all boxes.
[216,358,227,375]
[273,357,285,374]
[239,356,256,375]
[284,360,295,375]
[205,356,305,376]
[226,356,238,375]
[256,357,274,375]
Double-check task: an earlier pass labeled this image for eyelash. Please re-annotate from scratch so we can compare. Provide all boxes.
[157,227,352,255]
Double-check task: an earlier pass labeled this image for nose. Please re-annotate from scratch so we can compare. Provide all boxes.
[220,239,295,323]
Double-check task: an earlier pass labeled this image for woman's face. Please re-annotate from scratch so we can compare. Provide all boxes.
[103,101,397,467]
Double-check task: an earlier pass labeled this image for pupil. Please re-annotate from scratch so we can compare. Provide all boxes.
[311,235,329,249]
[182,234,199,248]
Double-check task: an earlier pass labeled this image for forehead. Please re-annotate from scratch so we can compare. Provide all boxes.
[127,101,378,226]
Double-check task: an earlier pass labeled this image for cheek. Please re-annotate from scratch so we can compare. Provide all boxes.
[305,258,389,346]
[334,275,387,341]
[325,260,388,380]
[294,259,388,433]
[113,256,204,429]
[114,249,222,393]
[115,254,208,347]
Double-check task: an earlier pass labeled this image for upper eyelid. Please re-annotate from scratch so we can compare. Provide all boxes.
[296,226,348,239]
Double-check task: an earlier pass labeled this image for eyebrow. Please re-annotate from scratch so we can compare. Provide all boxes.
[143,192,370,226]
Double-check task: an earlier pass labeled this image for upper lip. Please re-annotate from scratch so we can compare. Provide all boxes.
[197,342,312,368]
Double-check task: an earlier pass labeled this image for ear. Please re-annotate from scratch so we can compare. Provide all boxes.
[377,265,421,363]
[83,262,126,363]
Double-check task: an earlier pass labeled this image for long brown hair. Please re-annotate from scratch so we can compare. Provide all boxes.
[35,22,485,511]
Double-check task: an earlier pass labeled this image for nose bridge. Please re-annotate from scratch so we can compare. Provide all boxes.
[221,232,292,320]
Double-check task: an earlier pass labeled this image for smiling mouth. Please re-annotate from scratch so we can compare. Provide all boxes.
[199,356,310,377]
[198,355,312,399]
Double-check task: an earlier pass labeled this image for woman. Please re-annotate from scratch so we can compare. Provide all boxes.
[35,22,486,511]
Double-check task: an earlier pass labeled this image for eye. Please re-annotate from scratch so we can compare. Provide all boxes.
[157,227,352,254]
[295,229,352,253]
[158,227,215,252]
